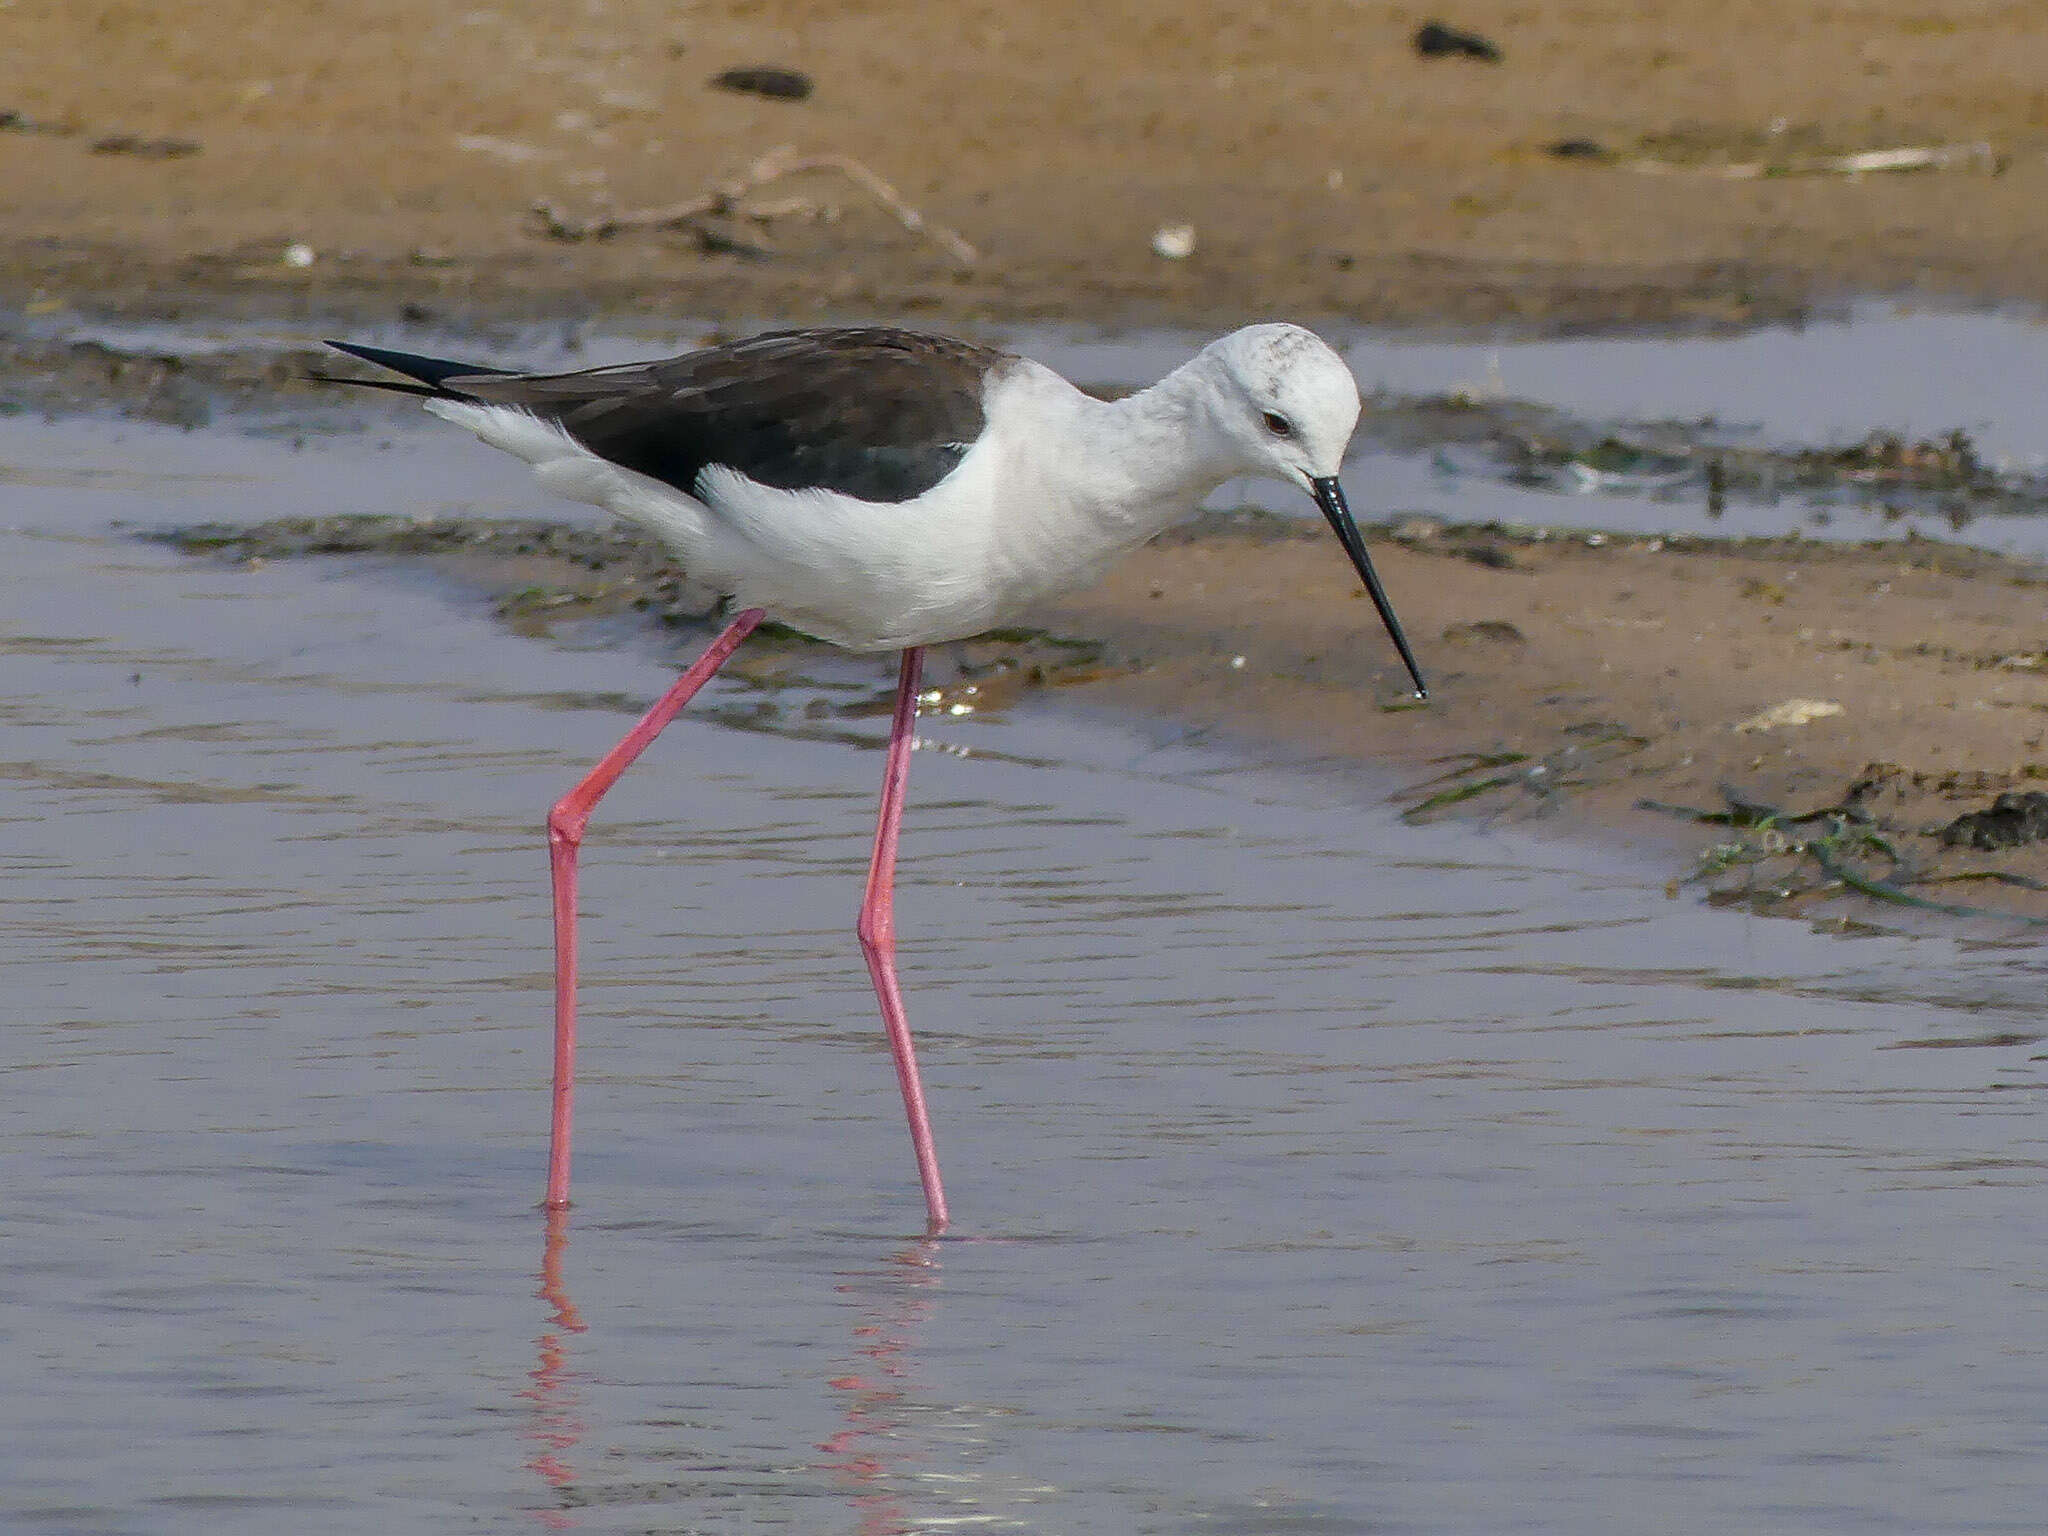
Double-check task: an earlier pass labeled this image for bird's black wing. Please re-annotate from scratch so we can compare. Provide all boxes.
[325,328,1011,504]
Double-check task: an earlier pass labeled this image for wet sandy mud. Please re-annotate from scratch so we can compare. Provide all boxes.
[151,508,2048,931]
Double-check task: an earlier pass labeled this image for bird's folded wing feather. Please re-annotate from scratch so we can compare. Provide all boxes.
[459,328,1012,505]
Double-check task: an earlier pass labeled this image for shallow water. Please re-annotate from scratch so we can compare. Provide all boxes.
[7,395,2048,1535]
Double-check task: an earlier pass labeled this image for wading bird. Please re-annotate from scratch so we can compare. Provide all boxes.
[325,323,1426,1231]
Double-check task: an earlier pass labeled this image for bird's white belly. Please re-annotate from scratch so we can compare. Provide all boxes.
[690,463,1069,651]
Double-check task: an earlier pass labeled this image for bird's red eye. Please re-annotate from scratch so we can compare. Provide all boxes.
[1262,411,1293,437]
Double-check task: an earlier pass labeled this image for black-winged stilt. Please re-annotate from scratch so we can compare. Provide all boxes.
[324,323,1427,1231]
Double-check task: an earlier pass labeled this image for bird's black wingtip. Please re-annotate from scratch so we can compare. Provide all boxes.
[322,338,399,368]
[312,342,441,398]
[316,339,513,393]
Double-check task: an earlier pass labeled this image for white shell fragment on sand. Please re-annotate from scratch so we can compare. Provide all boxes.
[1733,698,1845,733]
[1151,223,1196,260]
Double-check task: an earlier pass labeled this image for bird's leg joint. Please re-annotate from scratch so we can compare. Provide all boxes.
[547,798,591,852]
[855,897,895,955]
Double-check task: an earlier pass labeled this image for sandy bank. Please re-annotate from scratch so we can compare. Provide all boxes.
[10,1,2048,329]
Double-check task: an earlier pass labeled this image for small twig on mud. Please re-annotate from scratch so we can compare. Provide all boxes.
[530,144,978,264]
[741,196,839,222]
[1627,140,2000,181]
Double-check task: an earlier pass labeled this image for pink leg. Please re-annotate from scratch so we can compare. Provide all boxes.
[857,648,950,1233]
[545,608,765,1207]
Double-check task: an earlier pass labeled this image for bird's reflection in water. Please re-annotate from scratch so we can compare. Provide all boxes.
[520,1206,589,1531]
[513,1219,1042,1530]
[815,1239,944,1536]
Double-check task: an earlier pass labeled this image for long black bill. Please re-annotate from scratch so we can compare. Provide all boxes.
[1310,476,1428,700]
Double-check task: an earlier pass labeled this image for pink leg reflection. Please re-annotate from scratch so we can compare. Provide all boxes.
[817,1239,944,1535]
[520,1206,589,1529]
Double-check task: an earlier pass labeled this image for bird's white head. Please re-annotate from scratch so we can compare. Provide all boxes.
[1187,323,1427,700]
[1197,323,1362,488]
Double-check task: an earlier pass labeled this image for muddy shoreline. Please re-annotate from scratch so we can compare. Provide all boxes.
[11,314,2045,933]
[147,507,2048,932]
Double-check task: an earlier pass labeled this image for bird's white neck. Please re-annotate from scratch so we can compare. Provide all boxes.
[971,350,1252,615]
[1056,356,1243,533]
